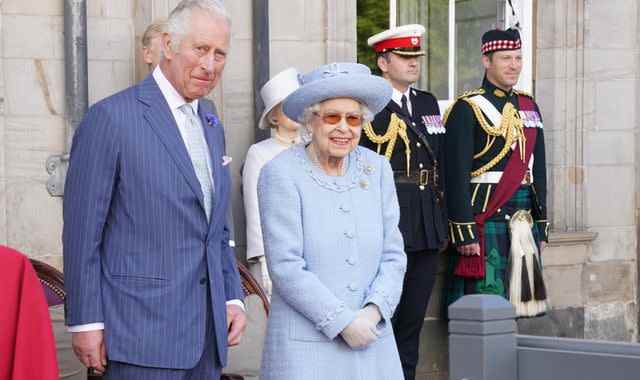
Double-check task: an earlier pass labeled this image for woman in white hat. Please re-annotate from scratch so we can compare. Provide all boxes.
[257,62,406,379]
[243,67,301,295]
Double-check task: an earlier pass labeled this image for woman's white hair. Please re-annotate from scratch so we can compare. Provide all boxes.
[166,0,231,52]
[299,101,374,142]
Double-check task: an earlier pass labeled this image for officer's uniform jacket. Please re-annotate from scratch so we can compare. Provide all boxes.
[443,79,549,247]
[361,87,448,252]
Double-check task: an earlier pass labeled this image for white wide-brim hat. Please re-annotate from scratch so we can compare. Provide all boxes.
[258,67,301,129]
[282,62,392,123]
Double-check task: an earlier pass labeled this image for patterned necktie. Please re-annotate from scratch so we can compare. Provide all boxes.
[179,103,214,221]
[401,94,410,117]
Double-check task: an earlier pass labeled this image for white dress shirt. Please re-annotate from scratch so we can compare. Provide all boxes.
[391,86,413,116]
[68,67,243,333]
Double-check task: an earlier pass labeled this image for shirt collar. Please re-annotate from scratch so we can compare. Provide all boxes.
[482,75,513,99]
[391,86,412,106]
[152,66,199,114]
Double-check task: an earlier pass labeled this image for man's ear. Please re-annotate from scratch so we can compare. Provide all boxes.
[481,54,491,70]
[377,54,388,74]
[161,32,174,60]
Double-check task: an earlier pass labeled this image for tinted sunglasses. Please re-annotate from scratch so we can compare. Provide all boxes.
[313,111,364,127]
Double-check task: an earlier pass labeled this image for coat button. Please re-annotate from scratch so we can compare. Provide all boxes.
[346,257,356,265]
[339,204,350,213]
[416,142,421,147]
[344,231,354,239]
[200,278,207,285]
[419,163,424,169]
[347,283,358,291]
[412,122,416,126]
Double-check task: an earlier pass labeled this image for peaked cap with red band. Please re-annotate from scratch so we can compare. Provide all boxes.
[481,28,522,54]
[367,24,425,56]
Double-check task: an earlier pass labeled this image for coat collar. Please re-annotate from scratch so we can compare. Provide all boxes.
[152,66,200,115]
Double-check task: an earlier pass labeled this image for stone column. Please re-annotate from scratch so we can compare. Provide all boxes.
[0,3,6,244]
[448,295,518,380]
[325,0,357,63]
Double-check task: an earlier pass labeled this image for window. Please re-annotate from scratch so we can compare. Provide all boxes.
[394,0,533,107]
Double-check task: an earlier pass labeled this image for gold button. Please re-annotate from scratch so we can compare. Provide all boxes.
[416,142,421,147]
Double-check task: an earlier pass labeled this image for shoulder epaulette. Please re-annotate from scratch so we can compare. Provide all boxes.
[442,88,485,124]
[458,88,485,99]
[514,89,534,99]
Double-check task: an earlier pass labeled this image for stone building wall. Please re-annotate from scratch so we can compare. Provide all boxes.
[0,0,357,268]
[535,0,638,341]
[0,0,135,268]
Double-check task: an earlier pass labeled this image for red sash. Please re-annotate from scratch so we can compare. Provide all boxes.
[454,95,538,279]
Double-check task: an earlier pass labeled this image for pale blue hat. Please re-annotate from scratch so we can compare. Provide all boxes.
[282,62,392,123]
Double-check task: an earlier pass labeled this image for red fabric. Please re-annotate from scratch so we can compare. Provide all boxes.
[455,95,538,278]
[0,246,59,380]
[481,39,522,54]
[373,36,422,52]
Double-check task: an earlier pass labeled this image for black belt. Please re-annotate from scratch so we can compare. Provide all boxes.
[393,169,439,187]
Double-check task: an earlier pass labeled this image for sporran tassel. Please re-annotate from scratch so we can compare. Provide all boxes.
[508,210,549,317]
[520,256,532,302]
[533,255,547,301]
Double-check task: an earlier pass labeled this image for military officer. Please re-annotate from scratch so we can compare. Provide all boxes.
[443,28,549,318]
[361,24,447,380]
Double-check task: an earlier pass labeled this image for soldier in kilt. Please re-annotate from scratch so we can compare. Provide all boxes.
[444,28,550,318]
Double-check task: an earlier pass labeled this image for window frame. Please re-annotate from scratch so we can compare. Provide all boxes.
[390,0,533,109]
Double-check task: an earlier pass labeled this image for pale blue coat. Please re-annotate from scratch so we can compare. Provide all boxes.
[257,144,407,380]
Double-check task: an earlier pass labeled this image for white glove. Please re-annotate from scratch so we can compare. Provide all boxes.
[340,312,379,349]
[259,256,272,296]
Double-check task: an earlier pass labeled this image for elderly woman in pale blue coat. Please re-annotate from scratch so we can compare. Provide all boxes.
[257,62,407,380]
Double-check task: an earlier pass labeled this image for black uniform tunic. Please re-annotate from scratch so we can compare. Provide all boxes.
[360,88,448,252]
[443,78,549,245]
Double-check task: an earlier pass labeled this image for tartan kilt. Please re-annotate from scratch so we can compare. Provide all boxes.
[444,186,543,309]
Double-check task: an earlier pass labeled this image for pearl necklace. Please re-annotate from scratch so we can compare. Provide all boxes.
[306,143,347,176]
[273,130,298,146]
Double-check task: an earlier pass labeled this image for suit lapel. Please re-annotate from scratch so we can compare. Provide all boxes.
[198,102,222,198]
[198,101,227,232]
[137,75,206,210]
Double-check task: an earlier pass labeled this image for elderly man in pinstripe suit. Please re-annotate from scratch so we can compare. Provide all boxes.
[62,1,246,379]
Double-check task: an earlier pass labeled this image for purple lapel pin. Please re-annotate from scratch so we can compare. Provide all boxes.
[204,112,219,127]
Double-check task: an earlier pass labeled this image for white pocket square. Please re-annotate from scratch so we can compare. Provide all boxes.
[222,156,233,166]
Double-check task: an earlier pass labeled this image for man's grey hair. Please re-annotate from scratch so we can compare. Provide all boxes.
[166,0,231,51]
[299,101,374,142]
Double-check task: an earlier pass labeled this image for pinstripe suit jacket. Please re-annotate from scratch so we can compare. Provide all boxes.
[62,74,244,369]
